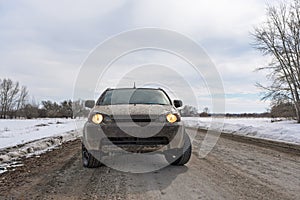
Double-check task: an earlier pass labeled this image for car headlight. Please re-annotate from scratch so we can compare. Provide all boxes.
[166,113,178,123]
[91,113,103,124]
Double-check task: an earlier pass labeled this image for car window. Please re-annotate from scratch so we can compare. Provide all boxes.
[98,89,171,105]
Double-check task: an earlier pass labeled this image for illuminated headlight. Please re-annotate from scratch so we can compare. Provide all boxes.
[91,113,103,124]
[166,113,178,123]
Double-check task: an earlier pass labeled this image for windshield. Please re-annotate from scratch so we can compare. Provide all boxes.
[98,89,171,105]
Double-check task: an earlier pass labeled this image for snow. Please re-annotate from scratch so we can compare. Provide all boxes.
[0,118,85,173]
[0,118,85,149]
[183,117,300,145]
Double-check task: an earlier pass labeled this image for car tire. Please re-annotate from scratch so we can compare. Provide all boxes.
[82,143,102,168]
[165,132,192,166]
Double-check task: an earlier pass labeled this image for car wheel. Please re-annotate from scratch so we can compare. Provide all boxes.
[82,143,102,168]
[165,132,192,166]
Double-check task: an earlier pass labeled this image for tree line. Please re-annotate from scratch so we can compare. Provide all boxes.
[0,78,89,119]
[1,77,297,120]
[21,100,89,119]
[180,103,297,119]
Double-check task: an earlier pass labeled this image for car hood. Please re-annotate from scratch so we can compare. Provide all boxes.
[92,104,177,116]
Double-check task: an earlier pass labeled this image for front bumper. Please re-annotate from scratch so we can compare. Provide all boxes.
[83,121,185,153]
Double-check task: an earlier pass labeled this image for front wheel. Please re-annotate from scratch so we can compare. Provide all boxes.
[82,143,102,168]
[165,132,192,166]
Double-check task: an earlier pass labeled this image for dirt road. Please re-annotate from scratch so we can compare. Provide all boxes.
[1,129,300,200]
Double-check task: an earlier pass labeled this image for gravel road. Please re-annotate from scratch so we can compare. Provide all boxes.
[1,129,300,200]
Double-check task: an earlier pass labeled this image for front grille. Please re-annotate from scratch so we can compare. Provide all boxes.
[112,115,158,123]
[131,118,151,123]
[101,137,169,146]
[111,115,160,127]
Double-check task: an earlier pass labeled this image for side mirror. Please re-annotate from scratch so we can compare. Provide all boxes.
[85,100,95,108]
[173,100,183,108]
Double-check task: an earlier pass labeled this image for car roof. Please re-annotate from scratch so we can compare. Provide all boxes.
[107,87,160,90]
[105,88,165,92]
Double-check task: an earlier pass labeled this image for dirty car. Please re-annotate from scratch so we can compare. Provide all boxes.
[82,88,192,168]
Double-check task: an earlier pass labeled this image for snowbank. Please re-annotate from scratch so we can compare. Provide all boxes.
[183,117,300,145]
[0,118,85,173]
[0,118,85,149]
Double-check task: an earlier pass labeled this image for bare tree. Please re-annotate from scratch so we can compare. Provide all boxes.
[0,78,29,118]
[180,105,198,117]
[17,86,29,110]
[15,86,29,118]
[0,79,19,118]
[72,100,89,118]
[252,0,300,123]
[203,107,209,114]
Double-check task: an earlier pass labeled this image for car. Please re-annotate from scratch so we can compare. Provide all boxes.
[82,87,192,168]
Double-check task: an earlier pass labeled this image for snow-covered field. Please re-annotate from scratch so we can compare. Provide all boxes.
[183,117,300,145]
[0,118,85,173]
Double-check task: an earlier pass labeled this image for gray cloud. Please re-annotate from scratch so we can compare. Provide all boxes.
[0,0,272,112]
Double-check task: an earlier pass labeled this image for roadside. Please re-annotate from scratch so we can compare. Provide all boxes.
[186,127,300,154]
[183,117,300,145]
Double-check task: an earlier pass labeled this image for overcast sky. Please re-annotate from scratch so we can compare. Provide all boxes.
[0,0,281,113]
